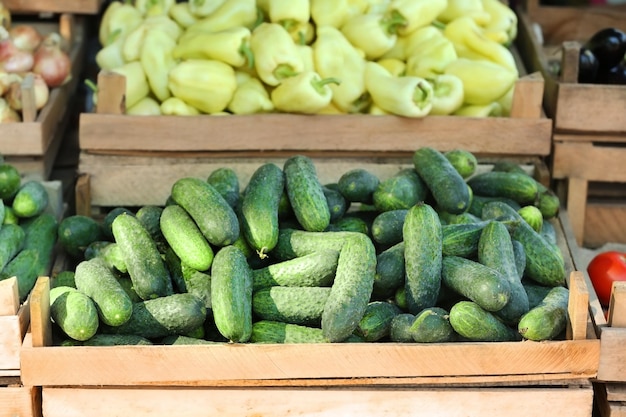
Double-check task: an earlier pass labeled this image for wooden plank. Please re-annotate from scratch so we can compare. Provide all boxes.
[0,385,39,417]
[554,84,626,133]
[3,0,102,14]
[509,72,545,119]
[584,202,626,248]
[29,277,51,349]
[553,142,626,183]
[566,177,588,247]
[0,317,21,371]
[40,385,593,417]
[568,272,589,341]
[605,383,626,402]
[0,277,19,316]
[598,327,626,382]
[608,282,626,328]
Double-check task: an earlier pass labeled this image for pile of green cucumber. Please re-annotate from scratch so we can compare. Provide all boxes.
[51,147,569,346]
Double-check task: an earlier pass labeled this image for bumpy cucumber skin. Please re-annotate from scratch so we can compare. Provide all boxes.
[74,257,134,327]
[323,185,349,222]
[0,223,25,271]
[371,209,408,247]
[0,164,21,200]
[283,155,330,232]
[180,266,212,311]
[160,204,214,271]
[102,207,134,241]
[271,229,363,260]
[444,149,478,179]
[467,171,539,205]
[518,286,569,341]
[207,167,240,208]
[410,307,455,343]
[389,313,416,342]
[355,301,401,342]
[135,205,167,252]
[12,181,49,218]
[112,213,173,300]
[210,245,253,342]
[442,256,511,312]
[412,147,470,214]
[374,242,405,295]
[403,203,443,314]
[250,320,328,343]
[441,221,490,258]
[84,334,153,346]
[242,163,285,256]
[22,212,58,276]
[252,286,331,326]
[511,239,527,280]
[523,281,553,310]
[373,168,428,212]
[50,286,99,342]
[468,195,521,218]
[478,221,530,325]
[1,248,39,302]
[171,177,240,246]
[337,168,380,204]
[449,301,521,342]
[58,215,104,259]
[322,234,376,342]
[252,249,339,291]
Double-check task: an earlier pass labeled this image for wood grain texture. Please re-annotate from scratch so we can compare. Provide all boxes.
[3,0,102,14]
[0,277,19,316]
[0,385,39,417]
[598,328,626,382]
[584,203,626,249]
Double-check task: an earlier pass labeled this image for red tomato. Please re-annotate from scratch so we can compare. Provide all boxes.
[587,251,626,307]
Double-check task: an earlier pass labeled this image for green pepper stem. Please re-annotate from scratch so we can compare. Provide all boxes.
[311,77,341,95]
[84,79,99,93]
[382,10,408,35]
[252,7,265,30]
[351,92,372,114]
[239,41,255,70]
[431,20,446,30]
[273,64,300,81]
[106,28,122,46]
[413,82,432,110]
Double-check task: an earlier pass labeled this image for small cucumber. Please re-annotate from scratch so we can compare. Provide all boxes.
[373,168,428,212]
[410,307,455,343]
[252,286,331,326]
[50,286,99,341]
[102,207,134,241]
[518,286,569,341]
[1,248,39,302]
[207,167,240,208]
[326,215,369,234]
[337,168,380,204]
[374,242,405,295]
[84,334,153,346]
[467,171,539,205]
[179,266,212,311]
[0,223,25,271]
[22,213,58,277]
[323,185,349,222]
[58,215,105,259]
[449,301,521,342]
[518,205,543,233]
[250,320,328,343]
[444,149,478,179]
[468,195,521,218]
[389,313,416,342]
[0,163,20,200]
[11,181,48,218]
[135,205,167,252]
[271,228,363,260]
[99,242,128,274]
[441,220,490,258]
[370,209,408,247]
[355,301,401,342]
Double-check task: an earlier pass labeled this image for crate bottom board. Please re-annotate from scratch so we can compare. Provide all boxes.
[41,383,593,417]
[0,383,40,417]
[584,201,626,248]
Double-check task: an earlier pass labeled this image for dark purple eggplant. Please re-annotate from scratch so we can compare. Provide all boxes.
[584,28,626,71]
[603,59,626,85]
[578,47,599,83]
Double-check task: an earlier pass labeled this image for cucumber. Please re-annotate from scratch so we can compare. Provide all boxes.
[512,239,526,279]
[135,205,167,252]
[444,149,478,179]
[0,163,20,200]
[241,163,285,257]
[171,177,240,246]
[99,242,128,274]
[105,293,207,339]
[540,220,557,245]
[207,167,240,208]
[11,180,48,218]
[210,245,253,342]
[252,286,331,326]
[403,202,442,314]
[518,286,569,341]
[117,276,141,303]
[179,266,212,311]
[441,220,490,258]
[389,313,415,342]
[467,171,539,205]
[160,335,218,345]
[323,185,349,222]
[412,146,471,214]
[58,215,105,259]
[51,270,75,289]
[21,213,58,277]
[394,286,408,311]
[449,301,521,342]
[271,228,363,260]
[535,184,560,219]
[437,210,481,225]
[3,206,17,225]
[250,320,328,343]
[84,334,153,346]
[74,257,134,327]
[478,221,530,325]
[326,215,369,234]
[0,248,39,302]
[468,195,521,218]
[522,280,553,309]
[112,213,173,300]
[518,205,543,233]
[283,155,330,232]
[252,249,339,291]
[322,234,376,342]
[102,207,134,241]
[355,301,401,342]
[410,307,455,343]
[373,168,428,212]
[337,168,380,204]
[0,223,25,271]
[370,209,408,247]
[160,204,214,271]
[50,286,99,341]
[442,256,511,312]
[374,242,405,295]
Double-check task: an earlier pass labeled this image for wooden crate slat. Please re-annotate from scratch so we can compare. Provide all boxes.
[553,142,626,183]
[0,385,40,417]
[554,84,626,133]
[4,0,102,14]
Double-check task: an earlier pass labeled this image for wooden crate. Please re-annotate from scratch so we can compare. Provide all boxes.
[1,13,86,181]
[3,0,104,14]
[516,0,626,248]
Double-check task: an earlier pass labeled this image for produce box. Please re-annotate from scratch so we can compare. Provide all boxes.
[1,13,85,180]
[516,0,626,247]
[3,0,104,15]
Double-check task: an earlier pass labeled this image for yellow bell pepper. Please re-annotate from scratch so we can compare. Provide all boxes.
[140,28,176,102]
[443,16,518,73]
[95,30,126,70]
[268,0,310,25]
[169,2,198,28]
[365,61,433,117]
[368,104,391,115]
[250,22,303,86]
[313,26,370,113]
[188,0,226,18]
[187,0,257,33]
[174,27,254,68]
[270,71,340,114]
[168,59,237,114]
[127,96,162,115]
[310,0,351,28]
[376,58,406,77]
[427,73,464,115]
[111,61,150,110]
[438,0,490,25]
[135,0,175,16]
[340,13,402,60]
[385,0,448,36]
[480,0,518,46]
[122,15,183,62]
[444,58,516,106]
[403,25,444,57]
[227,74,274,115]
[160,97,201,116]
[317,102,345,114]
[405,32,457,79]
[365,0,391,14]
[98,2,144,47]
[454,102,503,118]
[297,44,315,72]
[284,21,315,45]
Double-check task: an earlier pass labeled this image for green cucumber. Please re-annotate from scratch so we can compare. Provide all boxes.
[22,213,58,277]
[171,177,240,246]
[518,286,568,341]
[442,256,511,312]
[403,202,442,314]
[102,207,134,241]
[326,215,369,234]
[468,195,521,218]
[355,301,401,342]
[449,301,521,342]
[373,168,428,212]
[540,220,557,245]
[491,161,528,175]
[0,223,25,271]
[207,167,240,208]
[371,209,408,247]
[135,205,167,252]
[518,205,543,233]
[52,270,75,289]
[58,215,104,259]
[271,228,363,260]
[337,168,380,204]
[373,242,405,295]
[323,185,349,222]
[467,171,538,205]
[112,213,173,300]
[437,210,482,225]
[0,163,20,200]
[252,286,331,326]
[50,286,99,341]
[160,335,218,345]
[11,181,48,218]
[412,146,471,214]
[210,245,253,342]
[74,257,133,327]
[536,184,560,219]
[179,266,212,311]
[283,155,330,232]
[1,248,39,302]
[512,239,526,279]
[522,280,553,309]
[250,320,327,343]
[99,242,128,274]
[160,204,214,271]
[84,240,111,261]
[444,149,478,179]
[389,313,416,342]
[410,307,455,343]
[84,334,153,346]
[441,220,490,258]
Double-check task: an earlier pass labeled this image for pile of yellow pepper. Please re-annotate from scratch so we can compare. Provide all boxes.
[95,0,520,118]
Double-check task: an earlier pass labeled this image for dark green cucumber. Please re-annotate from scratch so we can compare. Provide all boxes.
[160,204,214,271]
[441,220,491,258]
[210,245,253,342]
[0,163,20,200]
[449,301,521,342]
[410,307,455,343]
[57,215,104,259]
[412,146,471,214]
[374,242,405,294]
[512,239,526,279]
[74,257,133,327]
[271,228,364,260]
[51,270,75,289]
[112,213,173,300]
[170,177,240,246]
[241,163,285,257]
[252,249,339,291]
[540,220,557,245]
[117,276,141,303]
[371,209,408,247]
[84,334,153,346]
[478,221,530,325]
[1,248,39,302]
[468,195,521,218]
[207,167,240,208]
[160,335,218,345]
[467,171,538,205]
[322,234,376,342]
[389,313,416,342]
[283,155,330,232]
[355,301,401,342]
[395,286,408,311]
[135,205,167,252]
[84,240,111,261]
[105,293,207,339]
[0,223,25,271]
[252,286,331,326]
[21,213,58,277]
[518,286,569,341]
[326,215,369,234]
[522,280,553,309]
[337,168,380,204]
[11,180,48,218]
[535,183,560,219]
[444,149,478,179]
[373,168,428,212]
[323,185,349,222]
[518,205,543,233]
[102,207,134,241]
[179,265,212,311]
[250,320,327,343]
[437,210,482,225]
[403,203,442,314]
[50,286,99,341]
[442,256,511,312]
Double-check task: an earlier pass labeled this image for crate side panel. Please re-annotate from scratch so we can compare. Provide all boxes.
[0,385,39,417]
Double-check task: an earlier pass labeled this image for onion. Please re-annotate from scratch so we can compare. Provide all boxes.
[10,25,42,52]
[0,71,21,95]
[6,73,49,111]
[0,2,10,31]
[32,32,71,88]
[0,98,21,123]
[2,48,33,73]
